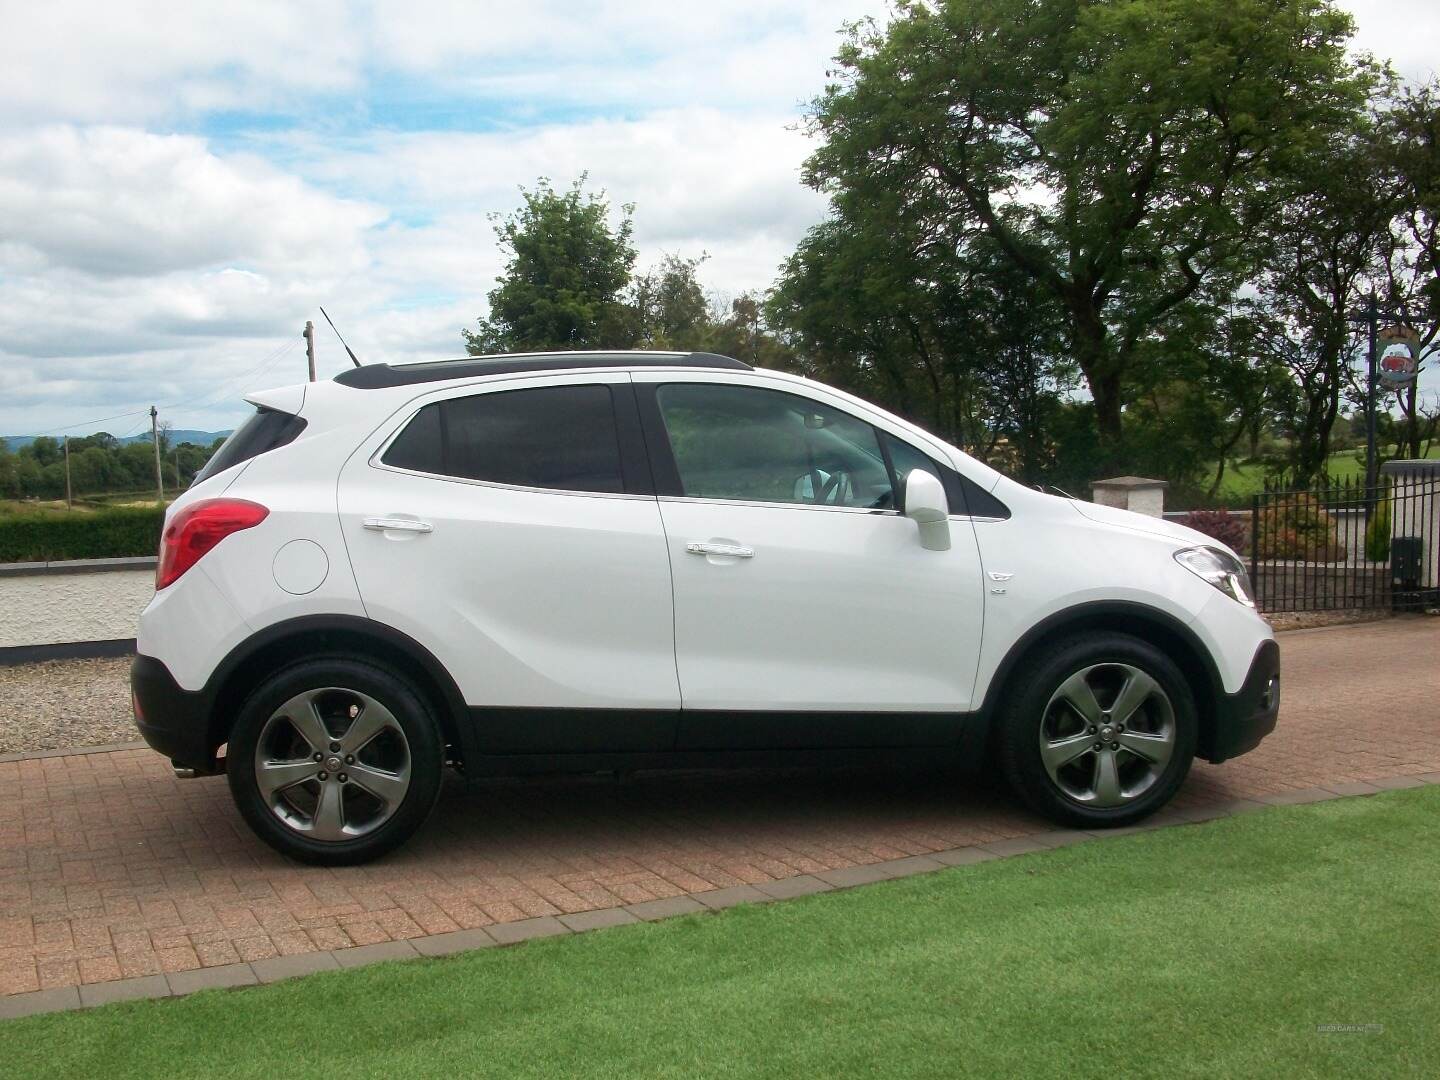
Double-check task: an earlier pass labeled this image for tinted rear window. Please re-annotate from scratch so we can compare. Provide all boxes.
[194,407,307,485]
[382,385,624,494]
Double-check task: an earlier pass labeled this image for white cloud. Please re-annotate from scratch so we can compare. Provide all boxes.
[0,127,381,278]
[0,1,363,125]
[1344,0,1440,83]
[1,0,1437,436]
[0,0,880,127]
[288,106,825,276]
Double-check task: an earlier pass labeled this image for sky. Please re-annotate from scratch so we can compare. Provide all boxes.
[0,0,1437,439]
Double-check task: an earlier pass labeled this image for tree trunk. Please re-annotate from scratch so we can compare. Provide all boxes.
[1401,383,1421,459]
[1068,299,1124,447]
[1292,388,1339,487]
[1090,372,1124,448]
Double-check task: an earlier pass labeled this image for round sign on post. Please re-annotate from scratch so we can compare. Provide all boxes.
[1377,325,1421,390]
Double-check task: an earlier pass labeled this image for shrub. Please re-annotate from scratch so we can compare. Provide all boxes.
[1255,493,1346,561]
[1365,496,1391,564]
[0,506,163,562]
[1179,510,1249,554]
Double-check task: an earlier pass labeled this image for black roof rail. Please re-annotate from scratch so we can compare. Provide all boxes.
[333,350,751,389]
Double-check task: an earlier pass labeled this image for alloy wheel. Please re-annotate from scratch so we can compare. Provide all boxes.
[1037,663,1176,808]
[253,687,412,841]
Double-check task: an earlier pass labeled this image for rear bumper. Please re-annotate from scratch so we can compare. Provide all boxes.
[130,654,220,773]
[1201,639,1280,764]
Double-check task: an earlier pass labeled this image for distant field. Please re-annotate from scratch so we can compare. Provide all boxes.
[1,492,166,518]
[0,499,80,518]
[1214,444,1440,502]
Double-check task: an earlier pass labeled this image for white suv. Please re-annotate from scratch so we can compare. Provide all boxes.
[132,351,1279,864]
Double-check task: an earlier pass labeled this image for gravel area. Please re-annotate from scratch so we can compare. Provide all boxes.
[0,656,138,755]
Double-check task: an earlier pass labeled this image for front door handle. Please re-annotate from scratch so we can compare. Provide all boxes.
[363,517,433,533]
[686,541,754,558]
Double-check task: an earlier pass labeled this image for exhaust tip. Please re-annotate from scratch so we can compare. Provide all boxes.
[172,765,198,779]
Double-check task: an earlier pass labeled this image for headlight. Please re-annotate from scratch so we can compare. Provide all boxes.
[1174,546,1256,608]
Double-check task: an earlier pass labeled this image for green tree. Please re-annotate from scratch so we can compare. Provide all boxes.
[464,177,637,354]
[769,211,1076,483]
[0,444,17,498]
[1376,81,1440,461]
[709,294,799,372]
[1246,110,1397,485]
[119,442,157,489]
[29,436,61,467]
[629,254,713,350]
[1121,303,1288,501]
[802,0,1374,453]
[70,446,113,493]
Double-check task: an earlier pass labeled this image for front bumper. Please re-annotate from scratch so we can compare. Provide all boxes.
[1201,638,1280,764]
[131,654,221,774]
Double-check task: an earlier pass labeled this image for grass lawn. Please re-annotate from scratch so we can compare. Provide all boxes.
[6,787,1437,1078]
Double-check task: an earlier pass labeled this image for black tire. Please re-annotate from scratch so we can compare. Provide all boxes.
[995,633,1197,828]
[226,656,445,865]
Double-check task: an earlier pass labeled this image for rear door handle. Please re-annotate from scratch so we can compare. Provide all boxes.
[686,542,754,558]
[363,517,433,533]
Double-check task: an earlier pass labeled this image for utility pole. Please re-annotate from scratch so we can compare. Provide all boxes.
[304,320,317,382]
[63,435,72,510]
[150,405,164,505]
[1363,292,1379,492]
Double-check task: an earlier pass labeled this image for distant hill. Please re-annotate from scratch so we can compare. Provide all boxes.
[2,429,231,452]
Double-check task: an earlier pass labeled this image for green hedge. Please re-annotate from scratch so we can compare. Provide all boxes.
[0,506,164,562]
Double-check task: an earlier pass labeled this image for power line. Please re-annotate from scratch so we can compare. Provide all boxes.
[8,337,303,444]
[25,408,152,439]
[161,338,302,415]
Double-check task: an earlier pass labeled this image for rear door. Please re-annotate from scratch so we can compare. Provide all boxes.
[337,372,679,753]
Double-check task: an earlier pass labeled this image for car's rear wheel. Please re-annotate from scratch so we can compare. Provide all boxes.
[226,657,444,865]
[996,633,1197,827]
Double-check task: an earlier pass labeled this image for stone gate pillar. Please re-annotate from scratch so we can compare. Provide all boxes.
[1380,460,1440,589]
[1090,476,1168,518]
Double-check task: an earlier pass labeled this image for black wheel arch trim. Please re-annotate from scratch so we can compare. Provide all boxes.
[135,615,474,773]
[965,600,1234,764]
[135,605,1269,776]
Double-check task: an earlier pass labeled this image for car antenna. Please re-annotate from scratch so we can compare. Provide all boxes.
[319,307,363,368]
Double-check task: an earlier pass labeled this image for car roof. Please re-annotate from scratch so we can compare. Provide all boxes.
[333,350,751,389]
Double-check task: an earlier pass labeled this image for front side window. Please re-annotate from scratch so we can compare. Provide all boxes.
[656,383,893,508]
[879,431,942,509]
[382,384,624,494]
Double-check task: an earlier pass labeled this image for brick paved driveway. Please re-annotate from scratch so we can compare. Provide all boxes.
[2,617,1437,996]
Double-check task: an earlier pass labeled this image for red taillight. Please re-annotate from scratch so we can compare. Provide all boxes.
[156,498,269,590]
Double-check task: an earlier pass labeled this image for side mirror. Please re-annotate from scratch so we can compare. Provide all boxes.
[903,469,951,551]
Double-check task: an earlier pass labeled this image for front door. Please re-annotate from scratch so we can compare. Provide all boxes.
[635,375,986,750]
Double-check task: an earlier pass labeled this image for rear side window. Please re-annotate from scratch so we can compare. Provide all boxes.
[194,407,306,485]
[382,384,625,494]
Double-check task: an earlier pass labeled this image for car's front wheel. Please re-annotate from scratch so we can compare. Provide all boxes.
[996,633,1197,828]
[226,657,445,865]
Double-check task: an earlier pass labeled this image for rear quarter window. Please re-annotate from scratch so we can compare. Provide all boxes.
[380,384,625,494]
[193,407,307,485]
